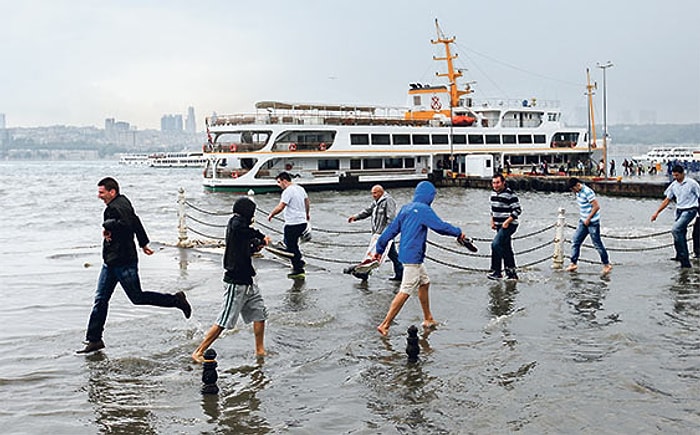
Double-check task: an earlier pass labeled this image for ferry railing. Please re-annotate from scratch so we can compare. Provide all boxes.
[177,189,691,272]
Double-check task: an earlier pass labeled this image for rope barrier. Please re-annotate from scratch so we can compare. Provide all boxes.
[254,205,369,235]
[184,201,231,216]
[187,226,225,241]
[186,214,228,228]
[564,223,673,239]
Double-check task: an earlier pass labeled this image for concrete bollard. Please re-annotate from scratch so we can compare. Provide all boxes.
[552,207,565,269]
[177,187,190,248]
[201,348,220,395]
[406,325,420,363]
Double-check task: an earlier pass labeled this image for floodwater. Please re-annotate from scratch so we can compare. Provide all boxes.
[1,160,699,434]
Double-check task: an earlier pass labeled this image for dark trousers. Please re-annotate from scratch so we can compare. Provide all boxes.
[387,242,403,278]
[284,223,307,272]
[86,263,178,342]
[693,215,700,257]
[491,224,517,273]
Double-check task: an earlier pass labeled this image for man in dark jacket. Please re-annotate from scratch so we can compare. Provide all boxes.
[77,177,191,354]
[488,173,522,280]
[192,196,270,362]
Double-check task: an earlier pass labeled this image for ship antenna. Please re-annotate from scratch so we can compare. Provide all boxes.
[431,19,471,108]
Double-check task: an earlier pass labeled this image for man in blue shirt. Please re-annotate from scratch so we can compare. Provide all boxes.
[566,178,612,275]
[651,165,700,268]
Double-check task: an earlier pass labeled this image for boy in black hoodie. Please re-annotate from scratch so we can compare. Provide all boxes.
[192,197,270,362]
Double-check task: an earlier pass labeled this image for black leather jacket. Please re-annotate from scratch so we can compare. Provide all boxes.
[223,214,266,285]
[102,194,149,266]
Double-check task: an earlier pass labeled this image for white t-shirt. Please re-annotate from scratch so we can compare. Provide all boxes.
[281,184,308,225]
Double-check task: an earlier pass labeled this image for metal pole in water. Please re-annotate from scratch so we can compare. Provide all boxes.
[552,207,566,269]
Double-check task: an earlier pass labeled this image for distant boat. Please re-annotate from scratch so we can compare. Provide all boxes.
[632,146,700,163]
[118,151,206,168]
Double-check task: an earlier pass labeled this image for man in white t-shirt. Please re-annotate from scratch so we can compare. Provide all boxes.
[268,172,310,278]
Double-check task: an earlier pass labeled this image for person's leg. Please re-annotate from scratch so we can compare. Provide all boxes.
[253,321,265,357]
[117,263,177,307]
[587,221,610,266]
[417,282,437,329]
[503,225,517,271]
[85,264,119,343]
[285,223,306,273]
[192,324,223,363]
[693,215,700,257]
[490,228,505,273]
[387,242,403,279]
[568,221,587,270]
[377,292,409,336]
[672,210,696,267]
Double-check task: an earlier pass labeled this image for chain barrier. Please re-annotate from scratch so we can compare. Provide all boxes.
[177,189,691,274]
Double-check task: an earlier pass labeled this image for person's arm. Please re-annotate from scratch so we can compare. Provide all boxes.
[304,197,310,221]
[651,197,671,222]
[349,203,374,223]
[268,201,286,221]
[584,199,601,226]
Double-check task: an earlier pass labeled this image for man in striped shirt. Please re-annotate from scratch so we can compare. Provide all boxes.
[566,178,612,274]
[488,174,522,280]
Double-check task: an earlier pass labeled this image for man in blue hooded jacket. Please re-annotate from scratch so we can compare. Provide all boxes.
[373,181,467,336]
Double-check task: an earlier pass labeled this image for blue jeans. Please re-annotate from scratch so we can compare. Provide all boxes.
[570,220,609,265]
[284,223,307,273]
[86,263,178,342]
[491,224,517,273]
[672,209,697,267]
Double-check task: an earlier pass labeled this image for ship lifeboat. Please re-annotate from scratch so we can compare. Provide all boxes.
[452,115,476,126]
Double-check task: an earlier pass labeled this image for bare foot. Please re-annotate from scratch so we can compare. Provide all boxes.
[377,325,389,336]
[602,264,613,275]
[191,351,204,364]
[422,320,439,330]
[255,350,266,358]
[565,263,578,272]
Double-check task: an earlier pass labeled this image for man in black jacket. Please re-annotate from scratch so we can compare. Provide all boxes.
[192,196,270,362]
[77,177,191,354]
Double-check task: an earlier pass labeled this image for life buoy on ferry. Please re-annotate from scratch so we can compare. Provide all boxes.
[570,142,576,148]
[285,163,293,171]
[229,144,237,152]
[289,143,297,151]
[319,142,327,151]
[231,171,238,178]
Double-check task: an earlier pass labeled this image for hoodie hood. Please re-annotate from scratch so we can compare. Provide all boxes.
[413,181,436,205]
[232,197,256,222]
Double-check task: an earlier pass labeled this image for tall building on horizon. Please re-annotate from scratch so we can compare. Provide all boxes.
[161,114,183,132]
[185,106,196,133]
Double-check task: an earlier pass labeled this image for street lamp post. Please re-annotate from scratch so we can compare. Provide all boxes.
[597,61,613,178]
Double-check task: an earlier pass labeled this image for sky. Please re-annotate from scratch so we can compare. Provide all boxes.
[2,0,700,129]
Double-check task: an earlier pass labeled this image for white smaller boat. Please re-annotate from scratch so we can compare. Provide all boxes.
[148,151,206,168]
[632,146,699,163]
[118,153,150,166]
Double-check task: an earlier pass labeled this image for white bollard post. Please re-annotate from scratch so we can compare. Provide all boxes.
[177,187,190,248]
[552,207,565,269]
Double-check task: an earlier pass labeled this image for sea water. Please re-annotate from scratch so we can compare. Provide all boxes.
[0,160,698,433]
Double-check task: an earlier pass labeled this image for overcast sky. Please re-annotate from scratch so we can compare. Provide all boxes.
[2,0,699,129]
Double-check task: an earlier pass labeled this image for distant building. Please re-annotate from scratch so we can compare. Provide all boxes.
[161,114,183,132]
[185,106,196,133]
[0,113,6,130]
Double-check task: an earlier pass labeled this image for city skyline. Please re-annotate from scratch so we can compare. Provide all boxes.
[2,1,700,129]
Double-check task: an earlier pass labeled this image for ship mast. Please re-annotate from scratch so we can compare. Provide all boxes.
[431,19,470,108]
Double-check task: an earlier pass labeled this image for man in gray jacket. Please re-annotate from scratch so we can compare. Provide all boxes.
[348,185,403,280]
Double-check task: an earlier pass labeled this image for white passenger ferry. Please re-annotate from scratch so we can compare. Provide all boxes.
[202,21,599,193]
[118,153,150,166]
[147,151,206,168]
[632,146,700,163]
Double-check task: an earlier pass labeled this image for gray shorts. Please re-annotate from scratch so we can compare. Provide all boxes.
[216,282,268,329]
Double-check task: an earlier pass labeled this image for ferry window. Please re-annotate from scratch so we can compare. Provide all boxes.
[404,158,415,168]
[318,159,339,170]
[384,158,403,169]
[525,155,539,164]
[393,134,410,145]
[350,159,361,170]
[502,134,516,144]
[412,134,430,145]
[363,159,383,169]
[534,135,546,144]
[485,134,500,144]
[468,134,484,144]
[510,155,524,165]
[432,134,449,145]
[518,135,533,144]
[350,134,369,145]
[371,134,391,145]
[452,134,466,144]
[413,95,421,106]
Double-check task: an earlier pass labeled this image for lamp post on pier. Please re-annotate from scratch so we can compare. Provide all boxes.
[597,61,613,178]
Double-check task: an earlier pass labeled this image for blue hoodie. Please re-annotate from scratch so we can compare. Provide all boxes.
[376,181,462,264]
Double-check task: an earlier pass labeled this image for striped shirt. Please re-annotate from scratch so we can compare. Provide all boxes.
[490,187,522,226]
[576,183,600,222]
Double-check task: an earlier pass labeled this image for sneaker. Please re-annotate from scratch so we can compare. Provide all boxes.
[175,291,192,319]
[354,259,379,274]
[601,264,613,275]
[343,265,356,275]
[352,271,369,281]
[457,236,478,252]
[565,263,578,272]
[505,268,518,280]
[300,227,312,243]
[486,271,503,280]
[76,340,105,355]
[287,271,306,279]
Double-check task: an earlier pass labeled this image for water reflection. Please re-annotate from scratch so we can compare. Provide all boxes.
[566,274,610,324]
[668,268,700,318]
[489,281,519,317]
